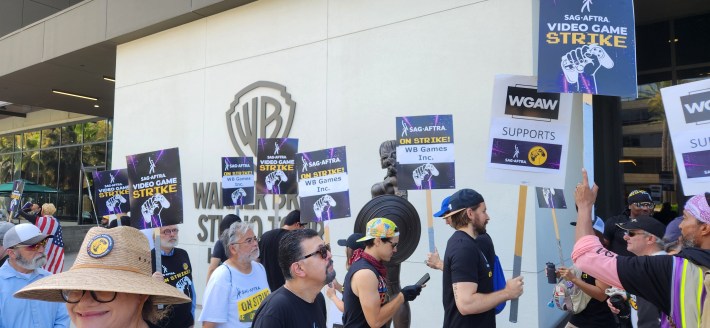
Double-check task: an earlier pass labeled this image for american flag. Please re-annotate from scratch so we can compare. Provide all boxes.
[36,215,65,274]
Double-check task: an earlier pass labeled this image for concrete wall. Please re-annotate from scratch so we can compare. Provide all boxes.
[112,0,583,326]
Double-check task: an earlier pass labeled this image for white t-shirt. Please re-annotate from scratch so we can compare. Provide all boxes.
[199,261,270,328]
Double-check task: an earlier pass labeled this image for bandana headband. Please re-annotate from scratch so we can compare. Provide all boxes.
[685,193,710,224]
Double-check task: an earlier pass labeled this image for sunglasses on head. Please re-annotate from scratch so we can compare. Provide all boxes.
[13,238,48,251]
[301,244,330,260]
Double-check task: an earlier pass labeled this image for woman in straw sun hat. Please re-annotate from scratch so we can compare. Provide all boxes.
[14,226,190,328]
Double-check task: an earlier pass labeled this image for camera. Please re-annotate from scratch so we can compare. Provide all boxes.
[546,262,557,284]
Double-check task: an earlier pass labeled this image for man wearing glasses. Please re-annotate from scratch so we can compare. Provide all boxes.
[252,229,335,327]
[342,218,423,328]
[151,224,195,328]
[614,218,667,327]
[200,221,269,328]
[259,210,304,291]
[604,190,656,257]
[0,223,69,327]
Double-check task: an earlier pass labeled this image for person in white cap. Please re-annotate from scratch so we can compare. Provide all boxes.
[0,223,70,328]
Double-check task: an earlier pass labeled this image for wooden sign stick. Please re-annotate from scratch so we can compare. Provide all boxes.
[509,185,528,323]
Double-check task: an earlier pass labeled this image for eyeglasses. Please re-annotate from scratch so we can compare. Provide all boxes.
[60,290,118,303]
[13,239,48,251]
[301,244,331,260]
[633,202,654,209]
[624,230,646,237]
[384,240,399,248]
[161,228,179,235]
[233,236,259,245]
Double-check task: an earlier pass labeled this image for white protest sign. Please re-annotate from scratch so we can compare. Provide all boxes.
[660,79,710,195]
[486,75,573,188]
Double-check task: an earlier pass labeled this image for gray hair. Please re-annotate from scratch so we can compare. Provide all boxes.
[646,232,665,251]
[220,221,254,257]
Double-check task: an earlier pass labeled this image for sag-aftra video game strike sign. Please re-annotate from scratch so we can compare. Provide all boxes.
[538,0,637,98]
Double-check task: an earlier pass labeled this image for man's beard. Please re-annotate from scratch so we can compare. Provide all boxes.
[245,248,260,262]
[324,260,336,285]
[16,252,47,270]
[472,214,487,235]
[161,238,178,249]
[681,235,697,248]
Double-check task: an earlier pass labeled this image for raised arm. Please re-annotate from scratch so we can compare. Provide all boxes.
[575,168,598,242]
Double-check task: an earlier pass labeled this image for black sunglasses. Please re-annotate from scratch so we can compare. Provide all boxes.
[624,230,645,237]
[384,240,399,248]
[61,290,118,303]
[301,244,330,260]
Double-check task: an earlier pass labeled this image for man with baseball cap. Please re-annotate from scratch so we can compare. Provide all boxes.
[427,195,497,274]
[0,223,69,327]
[0,221,14,267]
[604,189,656,256]
[442,188,523,328]
[342,218,422,327]
[259,209,305,291]
[616,217,667,327]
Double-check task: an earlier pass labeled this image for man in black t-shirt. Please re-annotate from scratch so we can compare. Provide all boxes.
[603,190,654,256]
[258,210,304,291]
[442,189,524,328]
[252,229,335,327]
[151,224,195,328]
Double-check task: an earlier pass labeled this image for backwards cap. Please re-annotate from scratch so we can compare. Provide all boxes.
[357,218,399,242]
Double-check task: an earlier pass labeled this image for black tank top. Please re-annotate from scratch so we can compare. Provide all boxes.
[342,258,388,328]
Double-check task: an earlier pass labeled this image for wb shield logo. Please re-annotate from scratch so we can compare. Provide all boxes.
[226,81,296,156]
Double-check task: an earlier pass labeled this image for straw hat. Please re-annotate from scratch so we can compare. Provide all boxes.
[14,226,190,304]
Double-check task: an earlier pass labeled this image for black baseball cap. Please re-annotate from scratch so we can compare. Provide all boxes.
[617,216,665,240]
[282,210,302,226]
[627,190,652,205]
[443,188,485,218]
[337,233,366,250]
